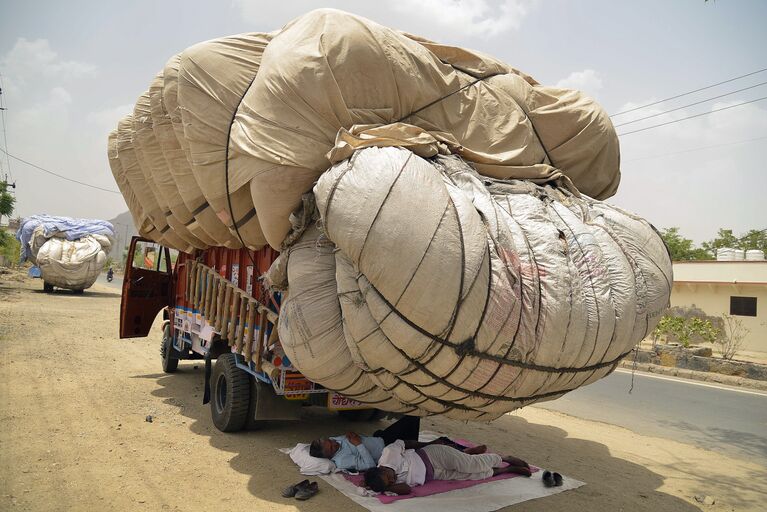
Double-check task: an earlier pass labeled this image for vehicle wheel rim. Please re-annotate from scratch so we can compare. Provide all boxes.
[215,374,227,414]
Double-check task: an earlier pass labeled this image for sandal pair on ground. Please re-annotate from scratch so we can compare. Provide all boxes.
[542,470,564,488]
[282,479,319,500]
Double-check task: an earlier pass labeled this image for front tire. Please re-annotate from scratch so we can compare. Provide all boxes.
[160,323,179,373]
[211,353,250,432]
[43,282,54,293]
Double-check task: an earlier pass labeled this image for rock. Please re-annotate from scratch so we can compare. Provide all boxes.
[694,494,716,505]
[145,415,153,423]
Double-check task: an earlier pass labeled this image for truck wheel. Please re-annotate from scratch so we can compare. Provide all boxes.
[211,353,250,432]
[43,282,54,293]
[160,324,179,373]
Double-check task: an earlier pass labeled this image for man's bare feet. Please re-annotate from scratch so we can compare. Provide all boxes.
[502,455,530,469]
[493,465,532,477]
[463,444,487,455]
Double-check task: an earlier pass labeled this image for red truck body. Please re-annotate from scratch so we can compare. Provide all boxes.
[120,236,377,431]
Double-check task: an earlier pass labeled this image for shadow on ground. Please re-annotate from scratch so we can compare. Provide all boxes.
[128,362,759,511]
[31,288,121,298]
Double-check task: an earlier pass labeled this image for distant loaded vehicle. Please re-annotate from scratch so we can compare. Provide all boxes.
[16,215,115,294]
[120,236,382,432]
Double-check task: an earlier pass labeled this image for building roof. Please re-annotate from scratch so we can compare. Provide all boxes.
[673,261,767,285]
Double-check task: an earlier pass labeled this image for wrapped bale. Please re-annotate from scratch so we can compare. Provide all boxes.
[132,84,205,251]
[229,8,619,249]
[115,9,619,252]
[175,32,273,248]
[276,147,671,421]
[16,215,116,291]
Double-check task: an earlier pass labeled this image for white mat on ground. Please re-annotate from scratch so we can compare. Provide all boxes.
[319,470,583,512]
[281,431,584,511]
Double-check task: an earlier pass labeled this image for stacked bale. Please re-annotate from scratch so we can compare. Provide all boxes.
[108,9,671,420]
[17,215,115,291]
[108,9,619,252]
[277,148,671,420]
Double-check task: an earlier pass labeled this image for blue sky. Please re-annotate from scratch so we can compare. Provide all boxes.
[1,0,765,243]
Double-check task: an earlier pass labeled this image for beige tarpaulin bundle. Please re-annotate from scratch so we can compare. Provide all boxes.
[277,148,671,420]
[108,9,619,252]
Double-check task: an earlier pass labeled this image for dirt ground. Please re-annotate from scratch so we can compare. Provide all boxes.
[1,271,765,512]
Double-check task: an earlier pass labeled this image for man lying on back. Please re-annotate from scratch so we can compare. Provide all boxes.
[309,416,486,472]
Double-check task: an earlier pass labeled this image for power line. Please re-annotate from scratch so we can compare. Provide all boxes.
[610,67,767,117]
[617,96,767,137]
[622,135,767,163]
[0,146,121,194]
[613,81,767,128]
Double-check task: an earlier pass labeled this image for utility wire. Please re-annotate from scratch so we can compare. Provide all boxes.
[614,81,767,128]
[622,135,767,163]
[618,96,767,136]
[0,146,121,194]
[610,67,767,117]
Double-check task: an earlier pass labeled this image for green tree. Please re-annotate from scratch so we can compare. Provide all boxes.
[0,181,17,260]
[738,229,767,253]
[702,228,739,255]
[659,227,710,261]
[0,181,14,218]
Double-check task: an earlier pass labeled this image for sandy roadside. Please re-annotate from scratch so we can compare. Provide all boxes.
[0,272,764,511]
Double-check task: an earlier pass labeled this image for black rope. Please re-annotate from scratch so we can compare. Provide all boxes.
[224,69,261,269]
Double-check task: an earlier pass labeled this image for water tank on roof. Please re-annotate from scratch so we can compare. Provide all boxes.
[745,249,765,261]
[717,247,736,261]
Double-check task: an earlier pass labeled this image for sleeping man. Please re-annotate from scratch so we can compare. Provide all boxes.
[309,416,486,472]
[363,440,531,495]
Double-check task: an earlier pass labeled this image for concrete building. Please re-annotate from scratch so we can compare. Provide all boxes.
[672,260,767,354]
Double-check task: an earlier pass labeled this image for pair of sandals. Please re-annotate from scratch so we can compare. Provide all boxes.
[542,470,564,488]
[282,479,319,500]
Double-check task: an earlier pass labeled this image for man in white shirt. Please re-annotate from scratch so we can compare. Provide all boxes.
[364,440,531,495]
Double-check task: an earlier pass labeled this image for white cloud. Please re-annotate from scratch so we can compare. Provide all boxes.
[1,38,95,94]
[390,0,534,38]
[234,1,536,40]
[0,38,127,222]
[556,69,603,97]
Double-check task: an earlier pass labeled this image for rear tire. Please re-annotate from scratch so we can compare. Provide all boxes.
[160,324,179,373]
[43,282,54,293]
[211,353,250,432]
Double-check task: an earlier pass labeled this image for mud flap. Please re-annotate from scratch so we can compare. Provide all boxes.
[203,354,212,405]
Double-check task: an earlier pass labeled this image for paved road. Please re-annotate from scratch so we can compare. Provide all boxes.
[95,272,122,290]
[534,368,767,466]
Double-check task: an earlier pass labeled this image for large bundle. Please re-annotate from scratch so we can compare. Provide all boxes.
[16,215,115,291]
[109,9,619,252]
[276,148,671,421]
[109,9,671,420]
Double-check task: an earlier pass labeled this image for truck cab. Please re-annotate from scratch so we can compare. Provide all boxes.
[120,236,381,431]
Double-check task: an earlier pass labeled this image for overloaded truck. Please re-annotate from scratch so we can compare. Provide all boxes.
[111,10,672,427]
[121,236,381,432]
[17,215,115,294]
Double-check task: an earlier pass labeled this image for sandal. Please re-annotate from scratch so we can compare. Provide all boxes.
[281,479,310,498]
[553,472,564,487]
[295,481,319,500]
[542,470,555,488]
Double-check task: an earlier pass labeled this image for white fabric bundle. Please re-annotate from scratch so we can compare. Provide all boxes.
[278,148,671,421]
[35,233,112,290]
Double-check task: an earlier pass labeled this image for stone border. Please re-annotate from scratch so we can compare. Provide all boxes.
[620,347,767,392]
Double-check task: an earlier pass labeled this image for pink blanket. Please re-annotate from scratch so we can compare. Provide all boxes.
[344,440,539,504]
